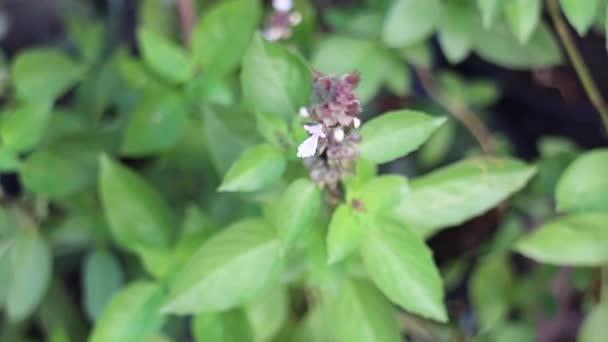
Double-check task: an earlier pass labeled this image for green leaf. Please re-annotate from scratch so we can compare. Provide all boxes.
[361,220,447,322]
[241,33,311,120]
[333,280,401,342]
[473,21,562,69]
[83,249,124,321]
[11,48,85,102]
[0,147,20,172]
[162,218,282,314]
[418,119,456,169]
[390,157,536,237]
[312,36,410,103]
[560,0,600,35]
[99,155,175,250]
[555,149,608,213]
[382,0,440,47]
[255,111,292,148]
[356,175,409,215]
[192,0,261,77]
[137,27,193,84]
[121,90,187,156]
[273,178,321,248]
[470,254,512,331]
[21,138,102,198]
[204,106,257,174]
[360,110,446,164]
[327,204,365,264]
[89,281,166,342]
[246,286,288,342]
[477,0,504,28]
[0,102,52,153]
[219,143,286,192]
[193,309,253,342]
[515,213,608,266]
[504,0,541,43]
[438,0,476,63]
[579,298,608,342]
[7,229,52,322]
[400,42,433,67]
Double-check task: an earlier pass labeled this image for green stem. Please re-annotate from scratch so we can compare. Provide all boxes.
[602,267,608,302]
[547,0,608,132]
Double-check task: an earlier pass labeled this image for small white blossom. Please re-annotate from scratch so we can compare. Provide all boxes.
[333,128,345,142]
[297,124,325,158]
[273,0,293,12]
[299,107,310,118]
[353,117,361,129]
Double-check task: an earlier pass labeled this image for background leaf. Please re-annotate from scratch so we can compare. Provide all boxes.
[246,286,288,342]
[578,298,608,342]
[11,48,85,102]
[327,204,365,264]
[390,157,536,237]
[219,144,286,192]
[6,229,52,322]
[89,281,166,342]
[137,27,193,84]
[362,220,447,322]
[560,0,600,35]
[504,0,541,43]
[438,0,476,63]
[163,218,281,314]
[99,155,175,250]
[360,110,446,164]
[241,33,311,120]
[83,249,124,321]
[477,0,504,28]
[555,149,608,213]
[0,102,52,153]
[382,0,441,47]
[332,280,401,342]
[192,0,261,77]
[193,309,253,342]
[515,213,608,266]
[273,178,321,249]
[470,254,513,331]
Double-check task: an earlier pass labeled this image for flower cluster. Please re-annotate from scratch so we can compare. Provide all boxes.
[262,0,302,42]
[297,71,363,191]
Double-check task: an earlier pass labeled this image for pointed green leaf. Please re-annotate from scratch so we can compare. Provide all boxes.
[560,0,600,35]
[246,286,288,342]
[473,22,562,69]
[357,175,409,215]
[21,138,102,198]
[89,282,166,342]
[477,0,504,28]
[241,33,311,120]
[11,48,85,102]
[555,149,608,213]
[360,110,446,164]
[0,101,52,153]
[7,230,52,322]
[327,204,365,264]
[470,254,513,331]
[579,298,608,342]
[438,0,476,63]
[390,157,536,237]
[333,280,401,342]
[274,179,321,248]
[83,249,124,321]
[137,27,193,83]
[193,309,253,342]
[219,143,286,192]
[362,220,447,322]
[515,213,608,266]
[121,90,187,156]
[504,0,541,44]
[163,218,282,314]
[192,0,261,77]
[382,0,441,47]
[99,155,175,250]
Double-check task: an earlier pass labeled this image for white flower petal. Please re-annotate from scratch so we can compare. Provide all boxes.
[273,0,293,12]
[297,135,319,158]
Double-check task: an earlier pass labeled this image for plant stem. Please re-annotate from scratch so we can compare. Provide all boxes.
[602,267,608,302]
[415,68,496,154]
[176,0,197,48]
[546,0,608,132]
